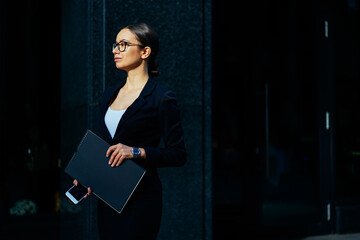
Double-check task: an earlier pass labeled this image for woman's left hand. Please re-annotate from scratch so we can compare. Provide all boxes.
[106,143,133,167]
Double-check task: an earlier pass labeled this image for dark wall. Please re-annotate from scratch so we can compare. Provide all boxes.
[0,0,6,221]
[0,1,62,238]
[60,0,212,239]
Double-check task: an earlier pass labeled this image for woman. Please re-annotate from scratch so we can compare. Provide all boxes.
[74,23,186,239]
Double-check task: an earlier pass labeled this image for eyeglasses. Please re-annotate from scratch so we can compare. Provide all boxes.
[112,41,143,52]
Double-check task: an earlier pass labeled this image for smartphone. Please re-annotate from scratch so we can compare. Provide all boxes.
[65,183,88,204]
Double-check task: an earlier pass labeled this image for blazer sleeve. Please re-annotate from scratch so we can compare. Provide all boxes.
[143,91,187,168]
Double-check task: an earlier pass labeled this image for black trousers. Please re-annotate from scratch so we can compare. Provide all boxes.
[97,196,162,240]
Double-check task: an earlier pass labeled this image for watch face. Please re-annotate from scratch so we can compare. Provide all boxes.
[132,148,140,156]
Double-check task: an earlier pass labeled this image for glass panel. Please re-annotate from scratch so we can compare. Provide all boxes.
[213,1,321,238]
[262,1,320,233]
[334,0,360,225]
[334,0,360,202]
[333,0,360,234]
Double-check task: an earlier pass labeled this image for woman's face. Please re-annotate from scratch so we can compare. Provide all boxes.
[113,28,143,71]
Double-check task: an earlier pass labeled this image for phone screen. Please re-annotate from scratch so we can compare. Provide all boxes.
[66,184,88,204]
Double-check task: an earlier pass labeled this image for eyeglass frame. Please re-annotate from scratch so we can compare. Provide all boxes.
[112,41,144,52]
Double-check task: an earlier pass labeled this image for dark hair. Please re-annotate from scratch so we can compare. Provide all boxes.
[125,23,159,77]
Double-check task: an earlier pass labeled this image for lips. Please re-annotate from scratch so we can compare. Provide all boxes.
[114,57,122,62]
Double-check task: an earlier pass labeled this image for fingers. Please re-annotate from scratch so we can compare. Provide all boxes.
[84,187,92,199]
[110,150,125,167]
[106,145,117,158]
[116,155,126,167]
[108,147,120,165]
[107,143,131,167]
[73,179,78,186]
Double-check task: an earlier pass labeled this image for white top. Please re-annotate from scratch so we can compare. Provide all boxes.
[104,107,126,138]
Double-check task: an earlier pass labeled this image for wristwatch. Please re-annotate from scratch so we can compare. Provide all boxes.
[131,147,141,159]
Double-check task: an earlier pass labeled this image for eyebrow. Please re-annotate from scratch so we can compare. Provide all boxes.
[116,38,130,43]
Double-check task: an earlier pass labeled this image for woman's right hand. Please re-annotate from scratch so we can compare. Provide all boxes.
[73,179,92,199]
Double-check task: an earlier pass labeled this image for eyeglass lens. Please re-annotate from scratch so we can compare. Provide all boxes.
[112,42,127,52]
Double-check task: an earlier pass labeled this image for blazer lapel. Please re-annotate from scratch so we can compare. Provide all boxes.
[112,78,157,140]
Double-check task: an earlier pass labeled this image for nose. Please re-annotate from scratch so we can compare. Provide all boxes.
[112,46,119,54]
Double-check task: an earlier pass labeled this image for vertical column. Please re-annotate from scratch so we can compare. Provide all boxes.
[60,0,105,239]
[104,1,213,239]
[203,0,213,239]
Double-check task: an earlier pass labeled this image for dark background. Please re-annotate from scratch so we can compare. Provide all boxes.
[0,0,359,239]
[0,1,61,238]
[213,0,360,238]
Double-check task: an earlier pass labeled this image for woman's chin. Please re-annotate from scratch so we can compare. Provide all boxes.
[115,62,125,70]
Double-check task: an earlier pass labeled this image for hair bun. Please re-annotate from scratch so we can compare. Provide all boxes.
[148,59,159,77]
[150,70,160,77]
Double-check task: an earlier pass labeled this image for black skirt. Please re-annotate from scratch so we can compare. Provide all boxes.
[97,171,163,240]
[97,196,162,240]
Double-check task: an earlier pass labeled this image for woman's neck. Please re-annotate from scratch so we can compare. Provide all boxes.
[126,62,149,90]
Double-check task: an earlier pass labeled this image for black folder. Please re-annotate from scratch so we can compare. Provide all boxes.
[65,130,146,214]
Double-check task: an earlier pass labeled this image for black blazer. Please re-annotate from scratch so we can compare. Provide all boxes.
[96,78,187,198]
